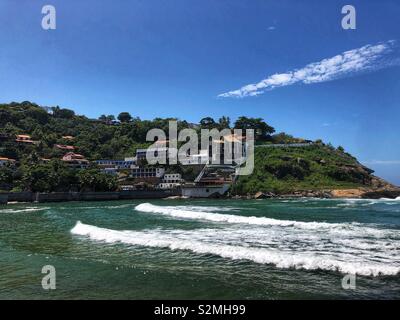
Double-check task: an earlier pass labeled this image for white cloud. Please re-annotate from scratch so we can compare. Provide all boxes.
[363,160,400,165]
[267,26,276,31]
[218,40,398,98]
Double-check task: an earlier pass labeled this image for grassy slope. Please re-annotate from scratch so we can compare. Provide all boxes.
[233,144,373,194]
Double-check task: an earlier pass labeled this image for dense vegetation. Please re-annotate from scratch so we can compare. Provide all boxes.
[0,101,375,194]
[1,159,118,193]
[233,144,374,194]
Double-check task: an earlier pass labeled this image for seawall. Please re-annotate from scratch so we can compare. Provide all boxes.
[1,190,180,204]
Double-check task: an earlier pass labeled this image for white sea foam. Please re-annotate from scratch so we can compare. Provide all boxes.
[279,197,400,206]
[0,207,49,214]
[334,198,400,208]
[58,203,136,210]
[71,221,400,276]
[134,203,396,237]
[174,205,240,212]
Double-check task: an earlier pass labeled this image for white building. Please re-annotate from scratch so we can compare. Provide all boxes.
[181,184,231,198]
[124,156,137,162]
[136,147,178,163]
[179,149,209,165]
[158,173,183,190]
[130,167,165,179]
[95,159,137,170]
[163,173,182,183]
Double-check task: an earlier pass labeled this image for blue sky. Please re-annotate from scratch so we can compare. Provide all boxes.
[1,0,400,184]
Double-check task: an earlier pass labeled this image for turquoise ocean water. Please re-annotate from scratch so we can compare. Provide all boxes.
[0,198,399,299]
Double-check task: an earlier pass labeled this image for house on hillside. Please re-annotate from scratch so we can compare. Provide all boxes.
[55,144,75,151]
[62,152,89,169]
[15,134,38,145]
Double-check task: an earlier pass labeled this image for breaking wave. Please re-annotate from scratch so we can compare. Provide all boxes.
[134,203,396,237]
[0,207,49,214]
[335,197,400,207]
[71,221,400,276]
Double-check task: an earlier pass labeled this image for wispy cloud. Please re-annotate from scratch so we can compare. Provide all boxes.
[267,26,276,31]
[363,160,400,165]
[219,40,398,98]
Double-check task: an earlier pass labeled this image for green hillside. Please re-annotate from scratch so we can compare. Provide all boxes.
[0,101,385,194]
[233,144,376,195]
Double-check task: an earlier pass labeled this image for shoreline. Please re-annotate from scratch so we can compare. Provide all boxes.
[231,187,400,200]
[1,187,400,205]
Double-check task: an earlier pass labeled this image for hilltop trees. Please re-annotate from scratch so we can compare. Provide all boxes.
[117,112,132,123]
[0,102,279,162]
[99,114,115,124]
[198,115,274,139]
[199,117,217,129]
[200,116,232,130]
[52,106,75,119]
[218,116,231,129]
[234,117,275,140]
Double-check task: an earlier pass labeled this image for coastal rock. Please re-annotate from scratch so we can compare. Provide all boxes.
[254,191,276,199]
[330,189,365,198]
[164,196,184,200]
[329,187,400,199]
[361,189,400,199]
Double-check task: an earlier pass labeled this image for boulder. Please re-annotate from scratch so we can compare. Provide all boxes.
[254,191,276,199]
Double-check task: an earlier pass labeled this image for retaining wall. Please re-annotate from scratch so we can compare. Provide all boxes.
[2,190,180,204]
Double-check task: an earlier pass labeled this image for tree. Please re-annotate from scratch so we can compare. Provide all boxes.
[20,164,56,192]
[17,160,78,192]
[218,116,231,129]
[234,117,275,140]
[78,168,118,192]
[52,106,75,119]
[0,166,14,190]
[99,114,115,124]
[199,117,216,129]
[106,115,115,122]
[26,107,49,124]
[118,112,132,123]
